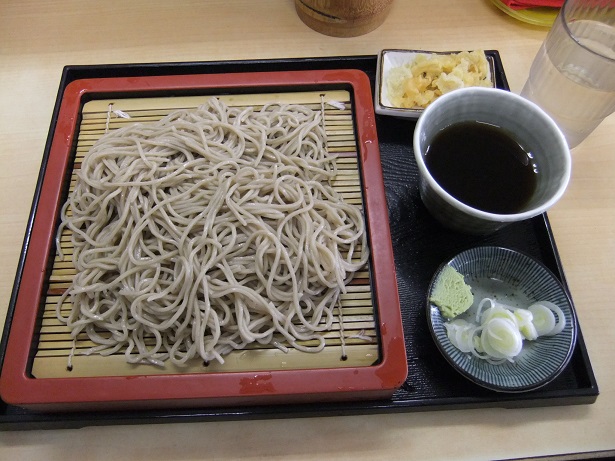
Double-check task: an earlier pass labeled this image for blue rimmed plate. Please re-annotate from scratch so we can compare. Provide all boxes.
[427,246,578,393]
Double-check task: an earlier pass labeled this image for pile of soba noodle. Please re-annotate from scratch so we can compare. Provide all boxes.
[57,97,369,367]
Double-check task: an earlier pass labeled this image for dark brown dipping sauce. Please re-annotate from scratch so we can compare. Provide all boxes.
[424,121,537,214]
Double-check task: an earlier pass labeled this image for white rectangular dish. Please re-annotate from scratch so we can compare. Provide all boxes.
[375,49,496,119]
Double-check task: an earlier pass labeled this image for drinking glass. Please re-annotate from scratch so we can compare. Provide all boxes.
[521,0,615,149]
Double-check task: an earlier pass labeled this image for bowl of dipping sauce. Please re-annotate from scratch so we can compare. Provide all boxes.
[413,87,571,235]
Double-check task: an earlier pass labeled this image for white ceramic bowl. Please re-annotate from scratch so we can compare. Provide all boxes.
[413,87,571,235]
[375,49,496,119]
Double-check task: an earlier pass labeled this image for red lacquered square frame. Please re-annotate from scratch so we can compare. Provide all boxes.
[0,69,407,411]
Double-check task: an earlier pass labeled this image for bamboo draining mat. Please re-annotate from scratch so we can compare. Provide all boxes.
[32,90,379,379]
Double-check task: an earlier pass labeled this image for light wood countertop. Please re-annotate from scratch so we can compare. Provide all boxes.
[0,0,613,459]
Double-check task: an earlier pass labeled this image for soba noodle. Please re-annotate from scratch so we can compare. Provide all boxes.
[56,97,369,368]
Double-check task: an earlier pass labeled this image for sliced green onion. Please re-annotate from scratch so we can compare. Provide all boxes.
[444,297,567,364]
[529,301,566,336]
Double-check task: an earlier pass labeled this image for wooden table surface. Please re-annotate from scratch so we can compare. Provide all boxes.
[0,1,613,459]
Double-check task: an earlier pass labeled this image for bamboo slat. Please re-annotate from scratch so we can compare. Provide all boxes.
[32,90,378,379]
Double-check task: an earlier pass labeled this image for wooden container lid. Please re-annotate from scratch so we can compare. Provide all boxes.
[295,0,394,37]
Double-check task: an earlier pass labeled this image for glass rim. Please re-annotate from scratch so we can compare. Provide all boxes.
[561,0,615,63]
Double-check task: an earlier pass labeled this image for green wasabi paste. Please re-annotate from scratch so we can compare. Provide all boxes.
[430,265,474,319]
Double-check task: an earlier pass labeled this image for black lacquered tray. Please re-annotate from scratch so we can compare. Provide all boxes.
[0,53,598,430]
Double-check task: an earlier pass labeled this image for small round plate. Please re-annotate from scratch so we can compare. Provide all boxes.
[427,246,577,393]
